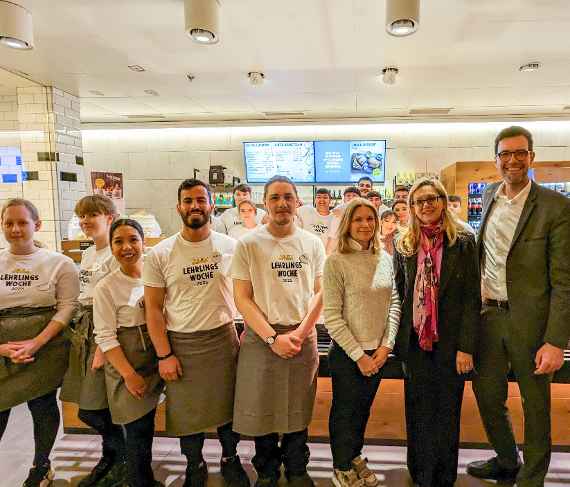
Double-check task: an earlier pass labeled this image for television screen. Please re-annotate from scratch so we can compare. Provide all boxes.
[314,140,386,183]
[243,141,315,183]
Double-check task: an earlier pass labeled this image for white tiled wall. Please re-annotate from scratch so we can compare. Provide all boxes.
[82,120,570,236]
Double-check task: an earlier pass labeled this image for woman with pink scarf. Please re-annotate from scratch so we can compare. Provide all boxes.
[394,178,480,487]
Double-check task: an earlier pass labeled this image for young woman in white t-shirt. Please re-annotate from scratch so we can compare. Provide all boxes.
[60,195,127,487]
[94,219,163,487]
[0,198,79,486]
[227,200,259,240]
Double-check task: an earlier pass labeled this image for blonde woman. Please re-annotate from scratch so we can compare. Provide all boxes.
[394,178,480,487]
[323,198,401,487]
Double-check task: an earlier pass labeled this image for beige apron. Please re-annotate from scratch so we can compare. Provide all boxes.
[105,325,163,425]
[60,306,108,410]
[0,307,69,411]
[166,323,238,436]
[233,324,318,436]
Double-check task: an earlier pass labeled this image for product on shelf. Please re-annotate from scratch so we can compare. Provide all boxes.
[467,182,488,229]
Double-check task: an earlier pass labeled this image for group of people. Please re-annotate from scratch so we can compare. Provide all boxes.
[0,125,568,487]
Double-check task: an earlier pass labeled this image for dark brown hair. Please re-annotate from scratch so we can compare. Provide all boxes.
[494,126,533,154]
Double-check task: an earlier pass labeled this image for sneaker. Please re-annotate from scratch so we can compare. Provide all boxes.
[466,456,521,482]
[97,461,128,487]
[22,463,54,487]
[331,469,365,487]
[221,455,250,487]
[78,456,115,487]
[351,456,378,487]
[287,472,315,487]
[184,462,208,487]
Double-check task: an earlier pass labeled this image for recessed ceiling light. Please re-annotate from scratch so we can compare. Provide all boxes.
[89,90,104,96]
[186,73,196,82]
[144,89,159,96]
[519,62,541,72]
[248,71,265,86]
[0,1,34,50]
[381,67,399,85]
[128,64,146,72]
[386,0,420,37]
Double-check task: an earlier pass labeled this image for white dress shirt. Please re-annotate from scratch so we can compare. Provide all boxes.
[481,180,532,300]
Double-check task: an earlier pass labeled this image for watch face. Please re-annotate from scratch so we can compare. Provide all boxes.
[266,336,276,345]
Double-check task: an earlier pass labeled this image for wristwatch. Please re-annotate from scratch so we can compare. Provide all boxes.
[265,333,278,346]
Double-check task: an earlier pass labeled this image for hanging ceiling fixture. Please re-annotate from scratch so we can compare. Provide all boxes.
[185,0,220,45]
[0,1,34,50]
[386,0,420,37]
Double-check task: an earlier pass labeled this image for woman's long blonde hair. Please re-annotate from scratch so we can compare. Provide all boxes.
[336,198,381,254]
[396,178,458,257]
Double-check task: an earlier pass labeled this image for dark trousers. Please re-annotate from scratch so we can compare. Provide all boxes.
[473,305,551,487]
[252,429,310,478]
[0,390,60,467]
[404,335,464,487]
[328,342,382,470]
[78,407,126,461]
[180,421,239,469]
[124,409,157,487]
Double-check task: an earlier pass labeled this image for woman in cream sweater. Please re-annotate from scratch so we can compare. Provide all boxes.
[323,198,401,487]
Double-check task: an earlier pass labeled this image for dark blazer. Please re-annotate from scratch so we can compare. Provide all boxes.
[478,181,570,350]
[394,233,481,364]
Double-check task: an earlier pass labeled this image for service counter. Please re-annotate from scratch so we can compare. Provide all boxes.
[62,324,570,450]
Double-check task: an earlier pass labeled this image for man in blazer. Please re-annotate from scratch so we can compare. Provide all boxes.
[467,126,570,487]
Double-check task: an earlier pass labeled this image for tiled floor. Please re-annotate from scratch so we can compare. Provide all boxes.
[1,403,569,486]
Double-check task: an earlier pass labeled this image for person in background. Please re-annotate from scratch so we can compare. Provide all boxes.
[298,188,333,245]
[228,200,259,240]
[232,175,325,487]
[144,179,249,487]
[379,210,398,256]
[392,200,410,228]
[215,184,266,235]
[365,191,390,216]
[325,187,361,255]
[467,126,570,486]
[94,219,164,487]
[324,198,400,487]
[448,195,475,234]
[394,178,480,487]
[60,195,127,487]
[394,186,410,202]
[0,198,79,487]
[357,177,373,197]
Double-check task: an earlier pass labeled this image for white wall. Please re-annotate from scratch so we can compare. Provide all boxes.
[82,120,570,236]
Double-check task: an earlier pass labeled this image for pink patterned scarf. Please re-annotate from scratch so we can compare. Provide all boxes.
[412,224,444,351]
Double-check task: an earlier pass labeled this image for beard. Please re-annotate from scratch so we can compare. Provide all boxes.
[180,210,209,229]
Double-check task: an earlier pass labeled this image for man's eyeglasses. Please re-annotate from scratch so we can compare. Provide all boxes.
[496,149,531,163]
[411,195,441,208]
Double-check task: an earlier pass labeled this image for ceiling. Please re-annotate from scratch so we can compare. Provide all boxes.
[2,0,570,124]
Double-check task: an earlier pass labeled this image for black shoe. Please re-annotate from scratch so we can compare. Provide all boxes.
[97,461,128,487]
[22,462,54,487]
[78,456,115,487]
[467,457,521,482]
[222,455,250,487]
[286,473,315,487]
[255,475,279,487]
[184,462,208,487]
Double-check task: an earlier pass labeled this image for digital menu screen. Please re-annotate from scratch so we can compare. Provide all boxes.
[244,141,315,183]
[314,140,386,183]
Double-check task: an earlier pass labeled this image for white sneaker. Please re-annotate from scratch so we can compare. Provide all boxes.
[331,468,365,487]
[351,456,379,487]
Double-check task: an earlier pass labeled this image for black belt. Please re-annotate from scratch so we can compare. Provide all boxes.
[484,299,509,310]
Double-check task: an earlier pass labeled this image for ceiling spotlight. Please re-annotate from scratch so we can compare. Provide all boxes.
[144,89,159,96]
[519,62,541,72]
[386,0,419,37]
[0,1,34,50]
[185,0,220,45]
[128,64,146,72]
[248,71,265,86]
[186,73,196,82]
[381,67,399,85]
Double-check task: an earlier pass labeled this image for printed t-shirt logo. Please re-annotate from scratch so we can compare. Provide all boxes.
[271,253,309,283]
[0,267,40,293]
[311,223,329,235]
[182,252,222,287]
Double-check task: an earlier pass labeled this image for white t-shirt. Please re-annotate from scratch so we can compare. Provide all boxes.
[0,248,79,325]
[231,225,326,326]
[78,245,118,306]
[297,206,333,245]
[93,268,146,353]
[143,231,237,333]
[214,206,266,235]
[228,224,258,241]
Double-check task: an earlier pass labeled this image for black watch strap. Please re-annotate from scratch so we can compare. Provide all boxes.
[157,351,174,361]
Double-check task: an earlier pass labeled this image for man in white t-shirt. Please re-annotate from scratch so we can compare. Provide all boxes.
[325,187,361,255]
[144,179,249,487]
[357,176,373,197]
[366,190,390,217]
[232,175,325,487]
[214,183,266,235]
[297,188,333,245]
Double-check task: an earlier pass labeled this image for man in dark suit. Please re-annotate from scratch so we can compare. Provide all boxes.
[467,126,570,487]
